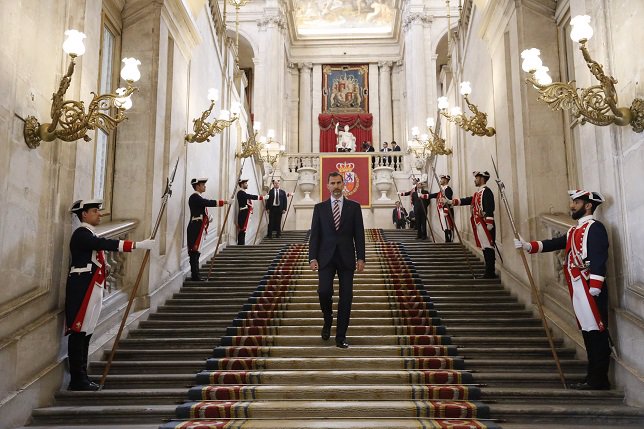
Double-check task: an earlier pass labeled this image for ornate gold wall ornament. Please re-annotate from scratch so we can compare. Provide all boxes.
[24,50,140,149]
[521,16,643,133]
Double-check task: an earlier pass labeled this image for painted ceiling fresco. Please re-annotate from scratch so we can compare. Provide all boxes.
[293,0,398,38]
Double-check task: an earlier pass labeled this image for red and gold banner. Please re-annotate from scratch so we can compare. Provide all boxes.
[320,155,372,208]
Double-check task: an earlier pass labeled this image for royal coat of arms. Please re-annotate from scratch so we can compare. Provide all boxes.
[322,64,369,113]
[337,161,359,196]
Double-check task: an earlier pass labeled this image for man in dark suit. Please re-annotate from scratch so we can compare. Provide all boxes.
[309,171,366,349]
[392,200,408,229]
[266,179,288,238]
[399,179,430,240]
[391,140,401,169]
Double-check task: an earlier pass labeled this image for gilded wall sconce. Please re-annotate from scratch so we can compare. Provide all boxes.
[185,88,240,143]
[23,29,141,149]
[521,15,643,133]
[437,81,496,137]
[237,122,263,159]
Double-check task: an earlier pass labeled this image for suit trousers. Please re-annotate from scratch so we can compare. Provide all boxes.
[415,209,427,238]
[268,207,283,237]
[317,250,354,341]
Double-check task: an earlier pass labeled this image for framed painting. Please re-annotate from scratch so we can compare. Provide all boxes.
[322,64,369,113]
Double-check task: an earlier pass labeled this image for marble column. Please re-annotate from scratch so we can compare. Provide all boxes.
[286,64,299,153]
[392,60,405,145]
[298,62,313,153]
[378,61,393,143]
[403,12,431,138]
[368,63,380,146]
[257,13,287,142]
[311,64,322,152]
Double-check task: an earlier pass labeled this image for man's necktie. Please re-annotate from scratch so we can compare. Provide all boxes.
[333,199,341,230]
[275,190,279,206]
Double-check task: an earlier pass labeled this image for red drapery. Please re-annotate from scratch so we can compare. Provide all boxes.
[318,113,373,152]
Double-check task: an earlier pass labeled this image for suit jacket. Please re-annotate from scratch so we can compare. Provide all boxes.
[266,188,287,211]
[392,207,408,223]
[392,145,401,152]
[309,198,366,270]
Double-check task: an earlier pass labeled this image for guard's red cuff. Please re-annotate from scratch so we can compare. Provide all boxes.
[420,194,429,199]
[528,241,542,254]
[452,199,460,206]
[121,240,134,252]
[484,217,494,224]
[589,274,605,289]
[259,196,265,201]
[218,200,225,206]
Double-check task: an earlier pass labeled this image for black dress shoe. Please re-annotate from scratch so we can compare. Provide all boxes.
[68,381,100,391]
[477,273,497,279]
[321,324,331,341]
[335,339,349,348]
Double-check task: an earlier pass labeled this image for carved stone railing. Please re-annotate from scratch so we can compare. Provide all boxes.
[285,152,405,173]
[94,219,138,298]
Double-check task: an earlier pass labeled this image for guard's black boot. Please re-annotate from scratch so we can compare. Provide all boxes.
[444,230,453,243]
[67,333,98,391]
[189,251,202,281]
[82,334,99,390]
[481,248,497,279]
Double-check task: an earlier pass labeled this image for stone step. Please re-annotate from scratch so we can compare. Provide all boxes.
[488,403,644,425]
[90,356,466,373]
[210,345,458,358]
[480,387,624,404]
[153,419,503,429]
[117,338,221,349]
[54,388,187,406]
[31,405,176,425]
[107,348,213,360]
[169,399,492,419]
[92,374,195,389]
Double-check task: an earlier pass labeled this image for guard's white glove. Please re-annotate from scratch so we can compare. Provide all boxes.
[444,199,454,206]
[136,239,155,250]
[589,287,602,297]
[513,237,531,252]
[486,222,494,231]
[229,198,235,205]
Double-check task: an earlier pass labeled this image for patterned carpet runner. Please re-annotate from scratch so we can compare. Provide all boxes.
[160,230,499,429]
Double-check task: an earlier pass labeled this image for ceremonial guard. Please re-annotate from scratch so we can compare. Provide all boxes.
[515,190,611,390]
[236,179,266,245]
[428,174,454,242]
[399,178,430,240]
[187,178,228,281]
[66,199,154,390]
[448,171,496,278]
[266,179,289,239]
